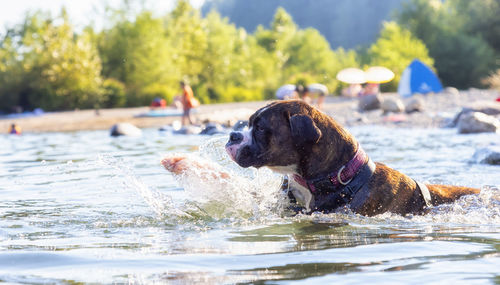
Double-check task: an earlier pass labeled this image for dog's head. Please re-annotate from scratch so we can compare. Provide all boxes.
[225,100,324,172]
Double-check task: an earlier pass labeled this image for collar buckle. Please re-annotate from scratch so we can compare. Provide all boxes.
[337,165,353,185]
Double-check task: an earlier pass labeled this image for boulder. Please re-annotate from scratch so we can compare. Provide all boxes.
[472,146,500,165]
[358,94,382,111]
[110,123,142,137]
[405,97,425,113]
[173,125,202,135]
[381,97,405,113]
[457,112,500,134]
[444,87,460,96]
[200,123,226,135]
[232,120,249,131]
[449,102,500,127]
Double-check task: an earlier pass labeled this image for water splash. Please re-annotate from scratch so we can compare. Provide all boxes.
[96,154,191,222]
[168,136,286,220]
[307,185,500,227]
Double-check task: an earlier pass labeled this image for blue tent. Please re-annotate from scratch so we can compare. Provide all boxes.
[398,59,443,97]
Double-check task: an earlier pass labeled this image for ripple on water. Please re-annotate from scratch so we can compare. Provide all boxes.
[0,127,498,283]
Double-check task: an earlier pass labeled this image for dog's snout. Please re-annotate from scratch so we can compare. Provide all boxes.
[229,132,243,144]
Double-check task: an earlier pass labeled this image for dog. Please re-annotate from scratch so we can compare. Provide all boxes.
[223,100,479,216]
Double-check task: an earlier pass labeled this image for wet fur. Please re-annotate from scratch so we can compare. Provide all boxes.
[228,100,480,216]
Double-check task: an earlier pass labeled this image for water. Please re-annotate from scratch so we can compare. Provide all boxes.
[0,126,499,284]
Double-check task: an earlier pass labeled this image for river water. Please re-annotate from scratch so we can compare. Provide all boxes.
[0,126,499,284]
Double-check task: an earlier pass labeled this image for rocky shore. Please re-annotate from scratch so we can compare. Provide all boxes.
[1,88,499,133]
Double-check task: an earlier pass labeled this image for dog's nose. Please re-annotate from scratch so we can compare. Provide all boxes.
[229,132,243,144]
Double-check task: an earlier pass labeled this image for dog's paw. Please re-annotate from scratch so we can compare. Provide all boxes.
[161,155,190,174]
[161,154,230,179]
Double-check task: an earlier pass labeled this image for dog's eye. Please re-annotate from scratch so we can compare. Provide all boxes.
[255,125,265,132]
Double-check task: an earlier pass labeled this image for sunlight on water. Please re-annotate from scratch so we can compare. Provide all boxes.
[1,127,498,284]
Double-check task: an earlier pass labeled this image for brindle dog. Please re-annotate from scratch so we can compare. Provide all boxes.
[225,100,479,216]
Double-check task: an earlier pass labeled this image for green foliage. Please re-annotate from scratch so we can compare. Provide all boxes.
[397,0,499,88]
[451,0,500,52]
[99,9,175,106]
[366,21,433,91]
[101,78,126,108]
[220,86,264,103]
[1,0,498,112]
[0,10,103,111]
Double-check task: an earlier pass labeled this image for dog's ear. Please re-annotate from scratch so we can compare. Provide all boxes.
[289,114,322,146]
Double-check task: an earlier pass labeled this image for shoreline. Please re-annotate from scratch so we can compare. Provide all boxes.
[1,89,498,133]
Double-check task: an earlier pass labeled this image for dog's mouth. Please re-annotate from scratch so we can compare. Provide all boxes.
[225,143,239,162]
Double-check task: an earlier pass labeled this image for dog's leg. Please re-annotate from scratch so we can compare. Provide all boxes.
[426,184,480,205]
[161,154,230,180]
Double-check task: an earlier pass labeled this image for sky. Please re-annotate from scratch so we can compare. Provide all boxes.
[0,0,205,33]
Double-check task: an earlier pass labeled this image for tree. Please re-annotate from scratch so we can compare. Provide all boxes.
[397,0,498,88]
[254,8,298,83]
[366,21,433,90]
[196,10,248,102]
[99,9,175,106]
[165,0,207,94]
[451,0,500,52]
[0,10,103,111]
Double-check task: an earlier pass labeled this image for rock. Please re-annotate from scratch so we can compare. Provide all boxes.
[110,123,142,137]
[200,123,226,135]
[173,125,202,135]
[457,112,500,134]
[232,120,248,131]
[358,94,382,111]
[405,97,425,113]
[381,97,405,113]
[444,87,460,96]
[472,146,500,165]
[449,102,500,127]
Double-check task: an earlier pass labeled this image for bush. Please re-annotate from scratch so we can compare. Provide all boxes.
[366,21,434,91]
[101,79,126,108]
[431,32,496,89]
[220,86,264,102]
[140,83,178,106]
[483,69,500,91]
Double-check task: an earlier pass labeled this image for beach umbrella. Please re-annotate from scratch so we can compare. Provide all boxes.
[398,59,443,98]
[365,66,395,83]
[276,84,297,99]
[336,68,366,84]
[307,83,329,95]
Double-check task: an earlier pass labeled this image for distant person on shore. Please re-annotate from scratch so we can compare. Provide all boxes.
[276,84,304,100]
[303,83,328,110]
[299,86,312,105]
[8,123,21,135]
[171,95,183,110]
[150,97,167,109]
[180,81,197,126]
[359,83,380,97]
[342,83,363,97]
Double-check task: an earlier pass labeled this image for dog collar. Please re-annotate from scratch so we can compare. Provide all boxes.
[293,143,369,193]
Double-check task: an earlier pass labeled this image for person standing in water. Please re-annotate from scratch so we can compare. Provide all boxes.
[8,123,22,135]
[180,81,195,126]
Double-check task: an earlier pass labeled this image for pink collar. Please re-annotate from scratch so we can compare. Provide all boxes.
[293,144,369,193]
